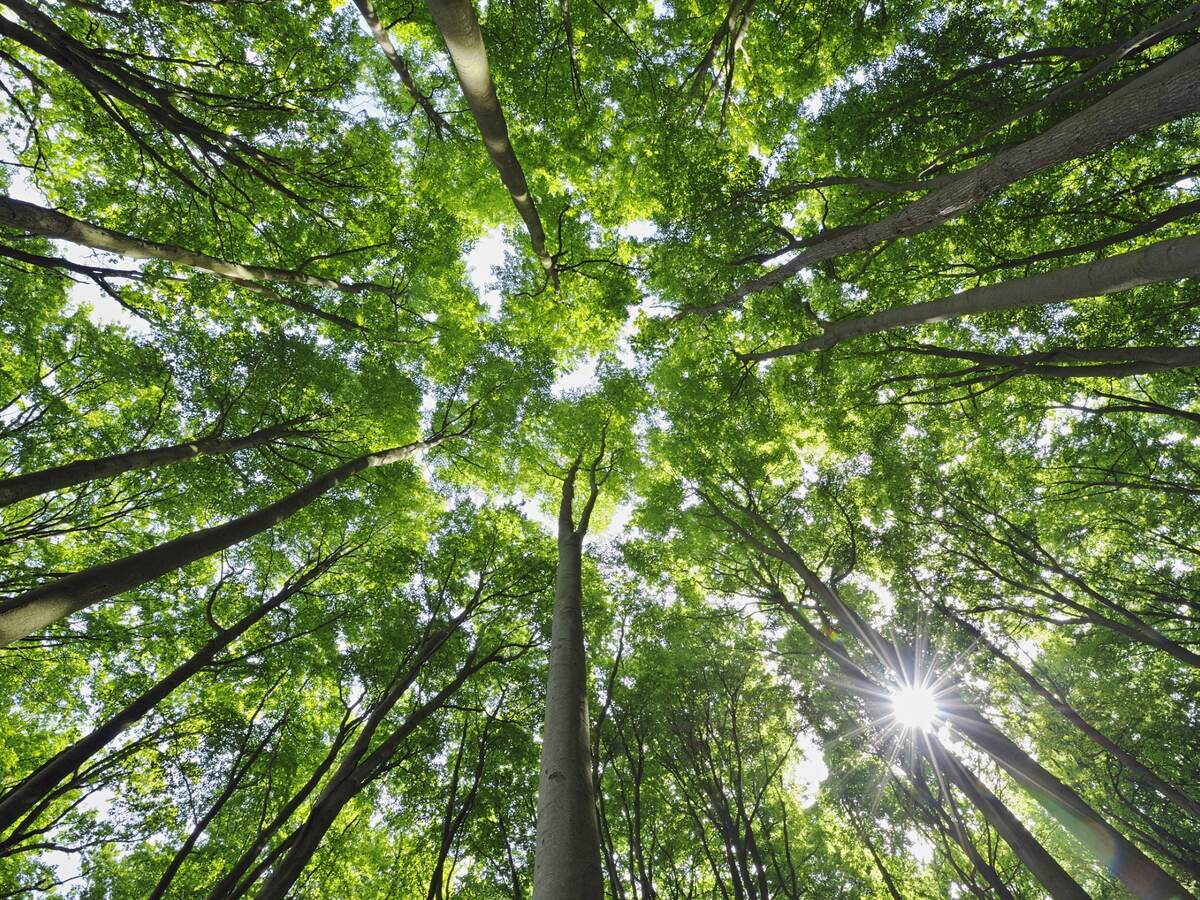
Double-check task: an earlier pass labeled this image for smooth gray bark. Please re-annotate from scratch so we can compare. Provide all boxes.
[0,195,381,295]
[0,418,309,508]
[701,40,1200,315]
[0,438,435,646]
[743,233,1200,359]
[532,460,605,900]
[352,0,450,137]
[424,0,556,277]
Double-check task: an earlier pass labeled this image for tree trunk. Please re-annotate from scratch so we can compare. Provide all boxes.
[254,651,486,899]
[742,233,1200,359]
[776,594,1089,900]
[424,0,556,278]
[0,560,334,841]
[0,418,309,508]
[0,437,435,646]
[705,40,1200,314]
[943,604,1200,820]
[944,691,1194,900]
[0,195,380,296]
[352,0,450,137]
[533,462,605,900]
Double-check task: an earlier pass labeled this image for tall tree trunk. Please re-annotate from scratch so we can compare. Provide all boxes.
[0,558,337,842]
[0,417,311,508]
[254,649,490,899]
[533,458,605,900]
[775,592,1089,900]
[764,519,1193,899]
[700,40,1200,315]
[741,233,1200,359]
[944,691,1194,900]
[941,604,1200,820]
[0,436,438,646]
[352,0,450,137]
[0,195,383,296]
[423,0,556,279]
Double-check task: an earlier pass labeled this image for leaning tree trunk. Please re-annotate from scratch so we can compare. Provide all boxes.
[702,39,1200,315]
[0,196,380,296]
[777,595,1089,900]
[424,0,556,278]
[0,436,438,646]
[254,650,487,899]
[0,559,335,843]
[742,233,1200,358]
[533,460,605,900]
[0,418,309,508]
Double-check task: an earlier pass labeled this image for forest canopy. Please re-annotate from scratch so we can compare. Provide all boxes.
[0,0,1198,897]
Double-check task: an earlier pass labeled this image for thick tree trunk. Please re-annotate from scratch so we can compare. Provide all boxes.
[705,40,1200,314]
[533,463,605,900]
[0,438,435,646]
[742,233,1200,359]
[0,561,333,842]
[424,0,556,278]
[352,0,450,137]
[0,418,309,508]
[0,195,380,296]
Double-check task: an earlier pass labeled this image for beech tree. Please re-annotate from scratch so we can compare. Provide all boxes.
[2,0,1199,897]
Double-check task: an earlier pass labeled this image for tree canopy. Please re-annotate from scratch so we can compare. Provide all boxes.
[1,0,1199,896]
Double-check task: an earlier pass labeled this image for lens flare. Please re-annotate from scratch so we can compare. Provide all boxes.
[891,685,938,731]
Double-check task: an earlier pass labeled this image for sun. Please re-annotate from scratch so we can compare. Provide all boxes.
[891,685,939,731]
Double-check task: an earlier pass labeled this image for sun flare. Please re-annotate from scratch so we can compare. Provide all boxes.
[891,685,939,731]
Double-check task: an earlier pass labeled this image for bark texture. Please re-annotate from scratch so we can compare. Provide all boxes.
[743,233,1200,359]
[532,460,605,900]
[705,41,1200,315]
[424,0,556,277]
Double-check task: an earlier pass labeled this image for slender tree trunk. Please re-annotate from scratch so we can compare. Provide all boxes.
[533,461,605,900]
[423,0,556,279]
[0,560,334,841]
[944,691,1194,900]
[742,233,1200,359]
[0,418,309,508]
[0,196,379,296]
[775,594,1089,900]
[351,0,450,137]
[943,604,1200,820]
[254,653,486,899]
[0,437,435,646]
[702,40,1200,315]
[204,712,358,900]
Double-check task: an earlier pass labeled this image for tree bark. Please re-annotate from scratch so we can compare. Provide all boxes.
[532,459,605,900]
[0,437,437,646]
[741,233,1200,359]
[942,604,1200,820]
[423,0,556,278]
[0,558,337,842]
[703,40,1200,315]
[0,418,310,508]
[352,0,450,137]
[0,195,383,296]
